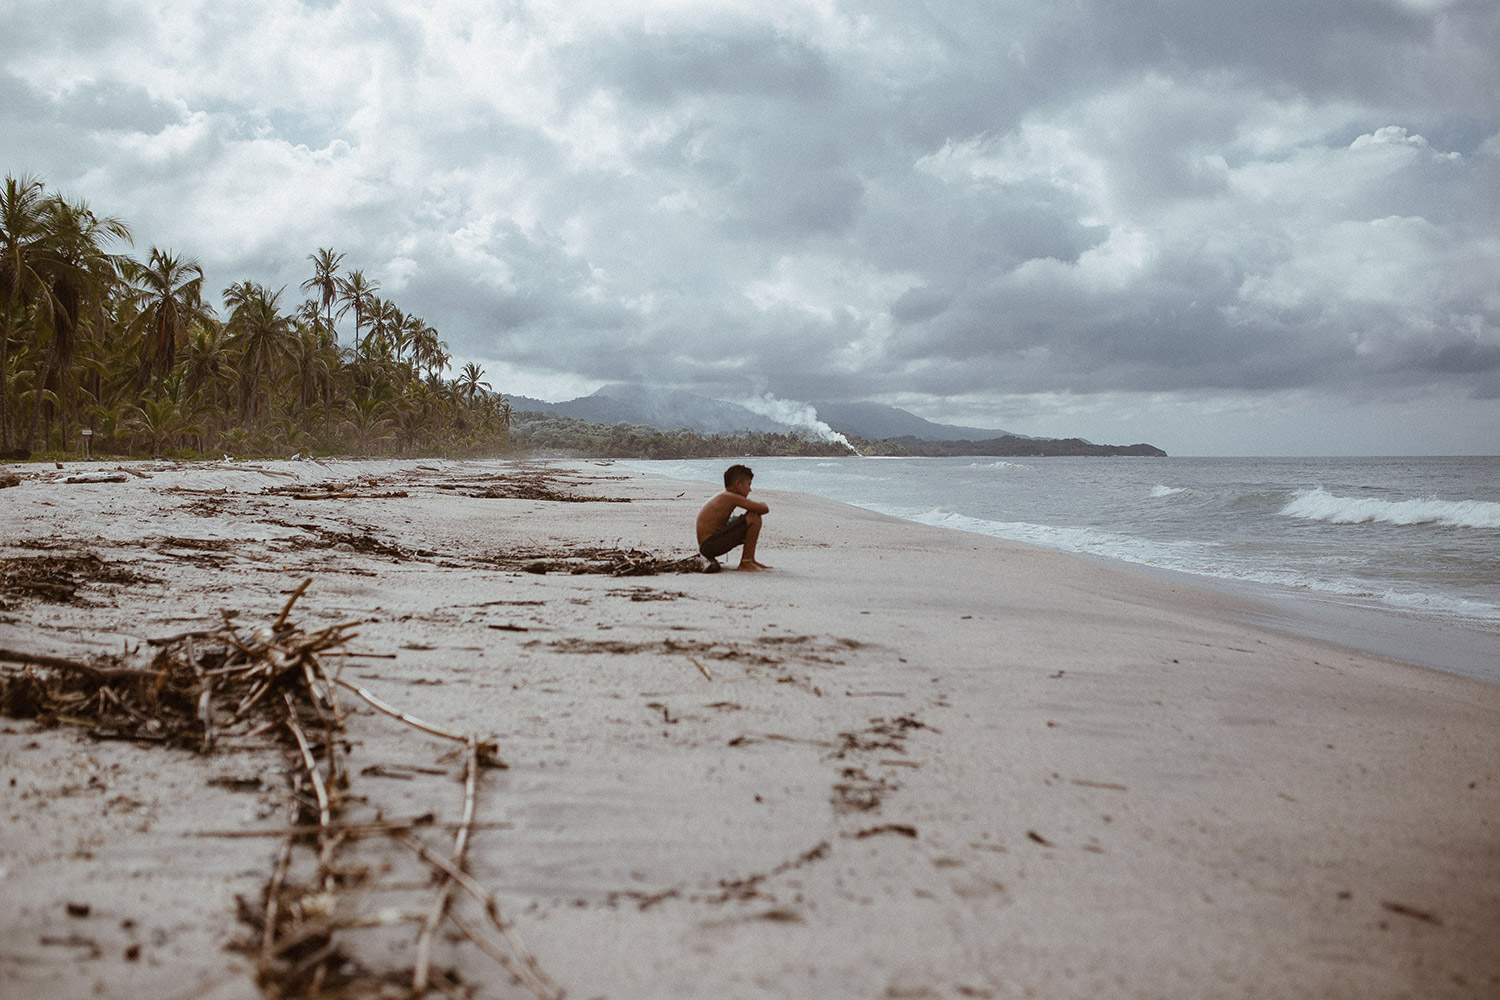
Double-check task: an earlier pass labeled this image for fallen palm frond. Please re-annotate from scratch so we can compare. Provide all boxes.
[0,581,559,1000]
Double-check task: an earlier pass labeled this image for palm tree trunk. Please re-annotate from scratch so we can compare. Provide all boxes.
[22,357,55,451]
[0,307,14,450]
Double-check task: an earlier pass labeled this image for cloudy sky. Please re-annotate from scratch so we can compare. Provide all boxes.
[5,0,1499,455]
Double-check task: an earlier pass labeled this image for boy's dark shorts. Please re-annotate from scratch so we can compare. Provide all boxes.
[699,514,748,559]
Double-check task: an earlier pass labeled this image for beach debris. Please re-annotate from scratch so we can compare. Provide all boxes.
[608,586,687,601]
[64,472,129,484]
[0,582,558,1000]
[1026,830,1054,847]
[490,545,701,576]
[0,550,149,608]
[707,841,831,904]
[847,824,918,840]
[832,765,895,813]
[0,471,19,489]
[645,701,678,724]
[271,522,415,561]
[1381,901,1442,925]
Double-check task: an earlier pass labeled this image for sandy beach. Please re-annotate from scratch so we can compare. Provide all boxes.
[1,458,1497,1000]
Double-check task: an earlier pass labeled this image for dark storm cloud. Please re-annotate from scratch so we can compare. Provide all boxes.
[5,0,1499,451]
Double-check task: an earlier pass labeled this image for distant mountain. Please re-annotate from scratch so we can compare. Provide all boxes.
[879,436,1166,458]
[506,394,555,413]
[508,384,787,435]
[505,387,1165,455]
[811,401,1031,442]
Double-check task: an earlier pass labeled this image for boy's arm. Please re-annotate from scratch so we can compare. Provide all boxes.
[736,495,770,515]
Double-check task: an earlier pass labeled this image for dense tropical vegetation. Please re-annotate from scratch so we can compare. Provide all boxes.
[1,173,513,460]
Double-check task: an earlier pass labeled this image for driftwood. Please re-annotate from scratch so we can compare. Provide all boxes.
[64,472,129,484]
[0,580,557,999]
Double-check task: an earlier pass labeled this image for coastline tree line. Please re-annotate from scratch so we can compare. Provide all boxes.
[1,173,513,460]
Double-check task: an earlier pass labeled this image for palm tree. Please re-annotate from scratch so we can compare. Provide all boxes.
[224,281,294,426]
[180,321,231,448]
[363,296,392,357]
[0,174,57,451]
[24,196,132,451]
[456,362,490,403]
[335,270,378,357]
[124,378,204,457]
[341,392,395,454]
[300,247,344,340]
[126,247,213,393]
[289,315,339,434]
[407,318,447,379]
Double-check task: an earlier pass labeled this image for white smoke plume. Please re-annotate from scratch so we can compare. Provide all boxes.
[737,393,857,453]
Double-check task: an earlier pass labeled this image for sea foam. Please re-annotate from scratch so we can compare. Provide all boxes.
[1280,488,1500,529]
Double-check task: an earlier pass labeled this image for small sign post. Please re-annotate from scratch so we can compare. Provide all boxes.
[81,428,93,460]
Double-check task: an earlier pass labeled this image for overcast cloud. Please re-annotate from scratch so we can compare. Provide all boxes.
[5,0,1498,454]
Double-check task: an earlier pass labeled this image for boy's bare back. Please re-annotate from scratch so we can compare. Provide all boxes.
[696,490,765,542]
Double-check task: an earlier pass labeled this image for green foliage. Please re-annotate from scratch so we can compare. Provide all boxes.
[508,411,852,459]
[0,173,517,461]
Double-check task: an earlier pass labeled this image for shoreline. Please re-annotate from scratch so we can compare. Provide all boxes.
[1069,555,1500,687]
[617,454,1500,688]
[3,458,1498,999]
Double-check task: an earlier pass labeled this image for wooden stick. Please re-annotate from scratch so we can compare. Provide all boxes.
[448,909,561,1000]
[413,735,479,994]
[145,628,221,647]
[194,818,514,839]
[283,693,331,830]
[274,579,312,630]
[395,833,561,1000]
[259,797,299,969]
[333,677,468,743]
[0,647,154,682]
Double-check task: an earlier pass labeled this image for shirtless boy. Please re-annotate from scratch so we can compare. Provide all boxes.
[696,464,771,572]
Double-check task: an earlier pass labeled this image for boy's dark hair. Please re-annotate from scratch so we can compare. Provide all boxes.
[724,464,754,489]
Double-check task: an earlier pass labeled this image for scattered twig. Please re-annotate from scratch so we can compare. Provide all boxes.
[413,735,478,994]
[274,578,312,630]
[1,584,549,999]
[333,676,470,743]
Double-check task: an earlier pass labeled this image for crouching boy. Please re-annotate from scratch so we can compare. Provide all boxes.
[696,464,771,572]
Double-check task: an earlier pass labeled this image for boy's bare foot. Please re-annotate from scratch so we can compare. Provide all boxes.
[737,560,771,571]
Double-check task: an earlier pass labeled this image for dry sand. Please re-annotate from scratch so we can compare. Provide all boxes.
[1,458,1497,1000]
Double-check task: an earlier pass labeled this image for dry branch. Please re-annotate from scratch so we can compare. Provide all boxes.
[0,585,555,1000]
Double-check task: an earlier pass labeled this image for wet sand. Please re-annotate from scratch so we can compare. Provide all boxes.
[2,458,1497,999]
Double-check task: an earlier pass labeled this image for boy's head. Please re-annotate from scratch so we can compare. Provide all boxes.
[724,463,754,493]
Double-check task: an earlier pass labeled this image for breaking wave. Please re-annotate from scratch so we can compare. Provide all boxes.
[1279,488,1500,529]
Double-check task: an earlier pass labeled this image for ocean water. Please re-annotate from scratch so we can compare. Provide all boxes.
[623,456,1500,684]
